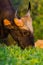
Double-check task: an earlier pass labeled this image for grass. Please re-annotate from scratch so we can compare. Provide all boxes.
[0,44,43,65]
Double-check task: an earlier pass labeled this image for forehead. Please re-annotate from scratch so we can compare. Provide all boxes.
[21,16,32,22]
[14,15,32,27]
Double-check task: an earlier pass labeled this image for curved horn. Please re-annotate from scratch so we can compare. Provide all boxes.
[28,1,31,11]
[15,9,18,18]
[26,1,31,16]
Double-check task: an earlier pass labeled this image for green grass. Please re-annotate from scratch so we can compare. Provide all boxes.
[0,44,43,65]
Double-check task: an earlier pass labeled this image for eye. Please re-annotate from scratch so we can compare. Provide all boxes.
[23,31,27,35]
[22,30,30,36]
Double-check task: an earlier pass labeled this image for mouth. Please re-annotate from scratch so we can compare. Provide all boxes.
[17,29,34,49]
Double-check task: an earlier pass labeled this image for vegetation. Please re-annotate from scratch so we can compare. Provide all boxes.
[0,44,43,65]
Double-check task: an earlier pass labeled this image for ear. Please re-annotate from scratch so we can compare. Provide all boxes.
[4,19,14,29]
[4,19,11,26]
[14,18,24,27]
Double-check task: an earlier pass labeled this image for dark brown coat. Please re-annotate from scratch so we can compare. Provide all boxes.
[0,0,34,49]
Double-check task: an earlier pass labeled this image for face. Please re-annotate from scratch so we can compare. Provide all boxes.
[14,11,33,34]
[14,11,34,49]
[20,15,33,33]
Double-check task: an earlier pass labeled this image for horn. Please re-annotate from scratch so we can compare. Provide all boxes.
[15,8,18,18]
[28,1,31,11]
[26,1,31,16]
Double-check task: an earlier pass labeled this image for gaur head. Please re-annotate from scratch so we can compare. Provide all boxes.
[0,0,34,49]
[13,2,34,49]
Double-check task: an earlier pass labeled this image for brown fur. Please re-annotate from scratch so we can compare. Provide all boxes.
[0,0,15,38]
[0,0,34,49]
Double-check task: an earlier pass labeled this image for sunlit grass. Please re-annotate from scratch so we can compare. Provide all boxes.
[0,44,43,65]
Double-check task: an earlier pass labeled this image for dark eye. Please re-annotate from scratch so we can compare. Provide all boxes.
[23,30,30,36]
[23,31,27,35]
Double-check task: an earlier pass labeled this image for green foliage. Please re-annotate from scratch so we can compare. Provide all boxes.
[33,16,43,41]
[0,44,43,65]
